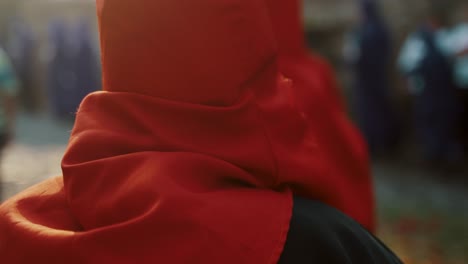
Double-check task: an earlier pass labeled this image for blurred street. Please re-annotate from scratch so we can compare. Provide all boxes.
[1,113,70,199]
[1,112,468,263]
[375,162,468,263]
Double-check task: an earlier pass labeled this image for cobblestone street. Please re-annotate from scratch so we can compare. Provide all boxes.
[1,113,468,263]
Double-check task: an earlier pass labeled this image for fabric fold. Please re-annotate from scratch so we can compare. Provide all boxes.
[1,0,373,262]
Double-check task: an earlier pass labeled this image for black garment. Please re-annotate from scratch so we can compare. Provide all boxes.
[353,2,400,155]
[278,197,403,264]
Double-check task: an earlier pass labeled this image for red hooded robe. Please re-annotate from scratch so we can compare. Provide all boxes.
[266,0,375,231]
[1,0,373,263]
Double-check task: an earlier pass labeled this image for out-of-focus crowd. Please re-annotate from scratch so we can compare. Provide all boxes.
[0,16,100,200]
[1,17,100,117]
[343,1,468,173]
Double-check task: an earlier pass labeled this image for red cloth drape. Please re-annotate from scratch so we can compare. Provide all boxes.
[266,0,375,231]
[0,0,373,263]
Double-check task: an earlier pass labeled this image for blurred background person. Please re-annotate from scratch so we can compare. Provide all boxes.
[398,0,464,170]
[344,0,400,158]
[72,18,101,99]
[47,19,100,120]
[5,17,38,113]
[0,44,18,199]
[47,19,79,120]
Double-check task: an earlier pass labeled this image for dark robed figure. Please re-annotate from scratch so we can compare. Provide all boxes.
[0,0,402,263]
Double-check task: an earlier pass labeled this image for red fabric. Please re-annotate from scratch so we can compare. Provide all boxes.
[267,0,375,231]
[267,0,345,108]
[1,0,373,263]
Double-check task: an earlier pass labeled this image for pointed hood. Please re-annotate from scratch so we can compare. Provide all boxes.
[0,0,373,263]
[265,0,375,230]
[98,0,276,105]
